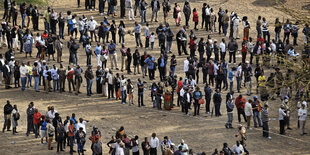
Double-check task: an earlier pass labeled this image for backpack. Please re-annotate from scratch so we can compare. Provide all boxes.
[14,112,20,120]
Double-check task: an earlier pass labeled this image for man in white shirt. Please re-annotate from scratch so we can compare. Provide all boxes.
[0,54,4,85]
[88,16,98,42]
[205,6,211,31]
[120,75,127,104]
[47,106,57,122]
[20,62,29,91]
[77,118,88,134]
[279,105,286,134]
[298,104,307,135]
[149,133,159,155]
[184,57,190,77]
[245,100,253,129]
[231,141,244,155]
[144,23,150,49]
[232,14,240,39]
[236,64,242,93]
[270,39,277,66]
[220,39,226,61]
[177,139,189,155]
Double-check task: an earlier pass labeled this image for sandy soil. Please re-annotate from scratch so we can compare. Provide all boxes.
[0,0,310,154]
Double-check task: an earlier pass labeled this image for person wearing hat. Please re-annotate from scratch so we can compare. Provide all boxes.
[279,104,287,134]
[281,97,292,130]
[261,103,271,139]
[85,65,94,96]
[75,127,86,154]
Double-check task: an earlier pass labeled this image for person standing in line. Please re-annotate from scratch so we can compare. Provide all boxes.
[252,96,262,128]
[142,137,150,155]
[283,19,291,44]
[204,83,212,113]
[213,88,222,117]
[33,108,41,138]
[193,87,202,116]
[232,13,240,39]
[75,127,86,155]
[183,1,191,28]
[279,105,286,135]
[68,120,75,154]
[20,62,29,91]
[151,0,160,22]
[41,116,48,145]
[261,103,271,139]
[30,62,39,91]
[298,104,307,136]
[137,78,145,107]
[245,100,253,129]
[93,137,102,155]
[26,102,35,136]
[56,122,65,152]
[120,75,127,104]
[225,97,234,128]
[235,95,247,123]
[108,40,119,70]
[107,69,114,99]
[66,66,75,93]
[256,16,262,38]
[47,119,55,150]
[74,65,83,95]
[133,49,140,74]
[134,22,143,48]
[85,65,94,96]
[11,104,19,134]
[149,133,159,155]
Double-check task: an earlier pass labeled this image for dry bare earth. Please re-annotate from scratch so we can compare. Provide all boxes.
[0,0,310,154]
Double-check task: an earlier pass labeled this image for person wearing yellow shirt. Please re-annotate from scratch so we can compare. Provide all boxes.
[27,62,33,88]
[258,73,266,99]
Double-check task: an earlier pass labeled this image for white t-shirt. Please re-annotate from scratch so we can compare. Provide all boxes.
[220,42,226,53]
[245,102,253,116]
[120,79,127,91]
[20,65,29,78]
[184,60,189,72]
[298,109,307,121]
[88,20,98,31]
[77,121,87,133]
[177,143,189,155]
[150,35,155,42]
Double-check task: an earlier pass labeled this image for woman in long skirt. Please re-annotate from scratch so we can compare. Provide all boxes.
[163,82,172,110]
[12,105,19,134]
[96,66,103,94]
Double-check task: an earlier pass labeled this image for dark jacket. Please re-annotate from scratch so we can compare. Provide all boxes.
[213,92,222,103]
[4,103,13,115]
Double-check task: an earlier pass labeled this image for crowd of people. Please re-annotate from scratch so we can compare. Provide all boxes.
[1,0,310,154]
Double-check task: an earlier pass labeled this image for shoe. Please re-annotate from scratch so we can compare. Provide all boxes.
[225,124,228,128]
[267,137,272,139]
[287,127,292,130]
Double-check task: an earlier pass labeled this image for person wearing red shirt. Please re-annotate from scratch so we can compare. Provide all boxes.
[33,108,42,138]
[241,38,248,63]
[68,120,76,154]
[193,8,199,30]
[235,94,247,123]
[66,66,75,93]
[177,77,183,107]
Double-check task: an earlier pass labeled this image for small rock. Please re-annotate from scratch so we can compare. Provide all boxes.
[112,128,116,131]
[11,141,15,144]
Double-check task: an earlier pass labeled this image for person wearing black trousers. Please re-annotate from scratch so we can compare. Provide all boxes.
[201,3,206,29]
[120,0,125,18]
[99,0,106,15]
[157,54,166,81]
[204,83,212,113]
[31,6,39,31]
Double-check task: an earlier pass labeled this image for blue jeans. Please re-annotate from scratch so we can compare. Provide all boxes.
[69,136,74,154]
[230,81,233,93]
[140,10,146,24]
[170,66,175,76]
[253,111,262,127]
[223,23,228,36]
[44,22,50,32]
[21,77,27,91]
[236,77,241,92]
[138,93,143,106]
[165,40,172,53]
[256,27,261,37]
[77,142,85,152]
[275,31,280,42]
[27,75,32,87]
[34,76,40,91]
[121,90,127,103]
[22,14,26,28]
[72,53,78,65]
[87,79,93,95]
[59,25,64,38]
[151,42,154,49]
[53,79,59,91]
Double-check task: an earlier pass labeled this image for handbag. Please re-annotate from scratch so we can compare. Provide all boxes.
[198,98,205,104]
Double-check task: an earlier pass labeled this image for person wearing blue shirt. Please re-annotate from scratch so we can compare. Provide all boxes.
[70,113,78,129]
[102,17,110,43]
[94,43,102,67]
[228,67,235,93]
[144,55,155,80]
[41,117,48,145]
[108,40,119,70]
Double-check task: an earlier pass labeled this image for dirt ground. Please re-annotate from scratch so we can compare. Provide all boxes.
[0,0,310,154]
